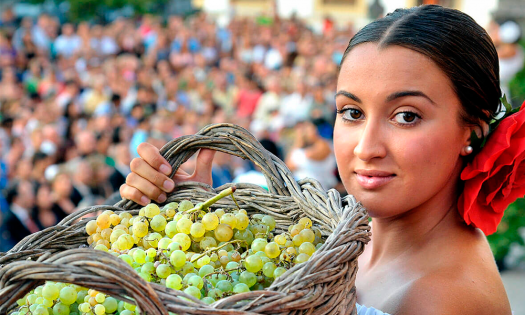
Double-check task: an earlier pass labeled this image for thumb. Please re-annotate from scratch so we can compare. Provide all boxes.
[191,149,216,186]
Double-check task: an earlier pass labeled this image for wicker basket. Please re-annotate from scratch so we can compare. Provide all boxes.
[0,123,371,314]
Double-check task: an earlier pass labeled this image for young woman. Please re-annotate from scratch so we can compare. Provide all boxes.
[120,5,521,314]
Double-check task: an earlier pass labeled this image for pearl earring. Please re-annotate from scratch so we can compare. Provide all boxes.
[464,146,473,155]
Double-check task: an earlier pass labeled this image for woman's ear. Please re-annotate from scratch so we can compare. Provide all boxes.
[460,122,489,156]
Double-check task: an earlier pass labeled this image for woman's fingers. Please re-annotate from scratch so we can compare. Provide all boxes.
[137,142,172,176]
[125,172,167,204]
[130,157,174,193]
[191,149,216,186]
[120,183,150,206]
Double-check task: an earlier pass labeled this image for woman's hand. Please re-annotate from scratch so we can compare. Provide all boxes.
[120,142,216,206]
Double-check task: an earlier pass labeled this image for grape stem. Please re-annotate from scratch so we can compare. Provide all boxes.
[203,266,243,279]
[186,186,237,214]
[190,239,245,263]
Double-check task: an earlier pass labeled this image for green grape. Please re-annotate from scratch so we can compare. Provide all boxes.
[250,224,267,236]
[202,213,219,230]
[220,213,237,229]
[199,237,217,250]
[76,291,88,305]
[274,267,287,278]
[133,249,146,264]
[172,233,191,251]
[80,303,91,313]
[299,242,316,256]
[178,200,194,212]
[214,224,233,242]
[244,255,263,273]
[146,248,157,258]
[150,214,167,232]
[26,293,38,305]
[183,272,197,285]
[295,253,310,264]
[262,262,277,278]
[188,275,204,289]
[299,229,315,244]
[170,250,187,268]
[144,204,161,218]
[163,201,179,211]
[198,264,215,277]
[233,283,250,293]
[117,234,134,250]
[144,232,162,248]
[214,209,225,218]
[176,218,192,234]
[218,242,234,252]
[35,286,43,296]
[184,286,201,299]
[261,215,276,231]
[234,213,249,230]
[230,251,241,262]
[94,244,108,252]
[156,264,172,278]
[94,304,105,315]
[239,271,257,287]
[298,217,312,228]
[59,286,77,305]
[264,242,280,258]
[141,262,155,275]
[219,255,230,266]
[120,310,133,315]
[202,296,215,304]
[225,261,239,270]
[42,298,53,308]
[197,255,211,268]
[190,222,205,238]
[118,254,133,266]
[109,229,126,244]
[132,221,148,238]
[32,306,49,315]
[167,241,182,252]
[274,234,287,245]
[207,288,222,299]
[42,283,59,301]
[102,297,118,314]
[166,274,183,290]
[158,238,172,250]
[210,253,218,262]
[292,234,304,247]
[216,280,233,293]
[251,239,267,253]
[165,221,178,238]
[181,262,195,275]
[124,302,136,311]
[52,302,69,315]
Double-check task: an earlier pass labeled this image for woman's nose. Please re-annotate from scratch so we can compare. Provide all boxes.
[353,122,387,162]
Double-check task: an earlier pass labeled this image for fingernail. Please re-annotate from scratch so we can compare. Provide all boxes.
[163,180,174,191]
[160,164,171,175]
[158,193,167,203]
[140,196,150,205]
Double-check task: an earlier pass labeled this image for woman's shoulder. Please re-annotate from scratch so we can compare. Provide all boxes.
[393,267,512,315]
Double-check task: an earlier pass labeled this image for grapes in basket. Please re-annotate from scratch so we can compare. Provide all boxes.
[11,187,325,314]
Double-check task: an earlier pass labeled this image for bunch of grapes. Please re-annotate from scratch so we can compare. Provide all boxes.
[11,187,325,314]
[11,282,132,315]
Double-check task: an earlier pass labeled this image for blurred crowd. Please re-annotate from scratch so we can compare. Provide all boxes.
[0,8,351,251]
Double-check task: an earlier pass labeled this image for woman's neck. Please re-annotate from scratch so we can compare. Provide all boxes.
[366,180,463,267]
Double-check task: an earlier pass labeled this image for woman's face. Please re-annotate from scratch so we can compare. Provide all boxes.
[334,43,472,218]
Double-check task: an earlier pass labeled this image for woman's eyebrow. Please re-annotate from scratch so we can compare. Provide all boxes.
[386,90,435,104]
[335,90,362,103]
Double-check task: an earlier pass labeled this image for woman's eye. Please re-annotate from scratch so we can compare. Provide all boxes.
[340,108,364,121]
[393,112,420,124]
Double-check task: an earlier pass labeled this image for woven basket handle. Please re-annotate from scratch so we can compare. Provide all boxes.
[119,123,303,210]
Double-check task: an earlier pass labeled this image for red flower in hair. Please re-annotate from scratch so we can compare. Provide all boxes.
[458,101,525,235]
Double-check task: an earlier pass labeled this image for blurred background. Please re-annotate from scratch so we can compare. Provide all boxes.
[0,0,523,311]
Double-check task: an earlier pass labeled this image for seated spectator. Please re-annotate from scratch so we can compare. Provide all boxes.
[0,180,37,251]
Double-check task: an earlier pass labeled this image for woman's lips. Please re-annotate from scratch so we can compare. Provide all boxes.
[354,170,395,189]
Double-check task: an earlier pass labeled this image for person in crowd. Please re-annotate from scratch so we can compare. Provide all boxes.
[0,180,37,251]
[285,120,337,189]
